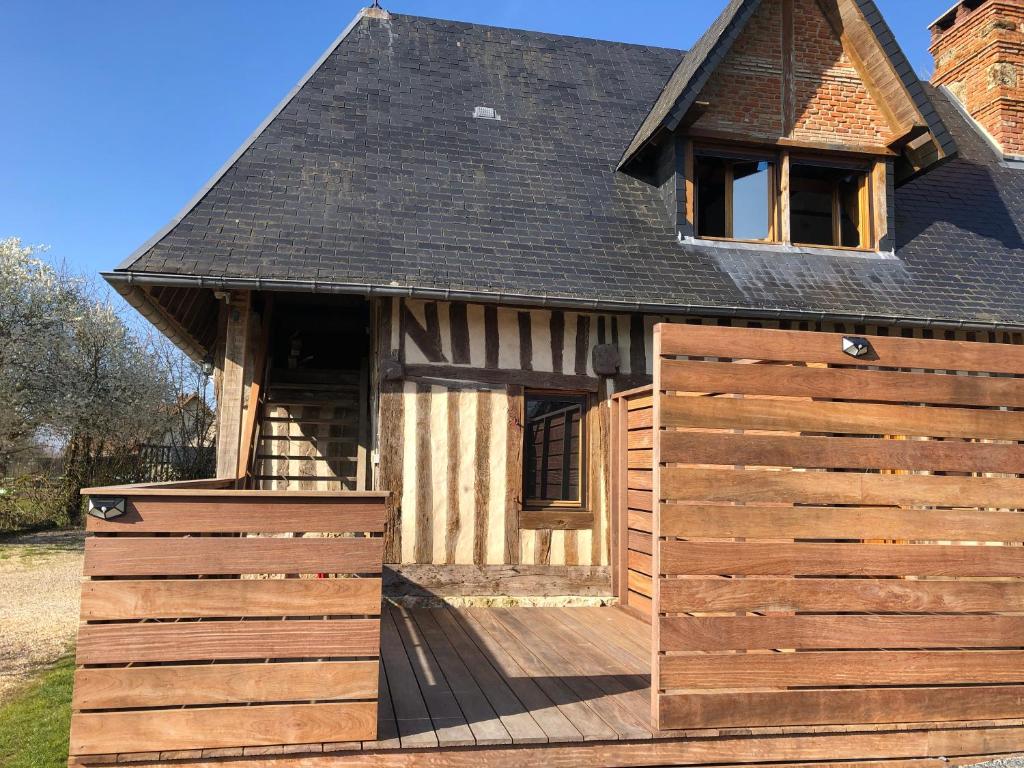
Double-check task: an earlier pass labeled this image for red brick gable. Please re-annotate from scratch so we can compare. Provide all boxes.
[691,0,893,147]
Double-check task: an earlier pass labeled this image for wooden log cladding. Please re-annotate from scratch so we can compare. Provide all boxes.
[84,536,384,576]
[660,504,1024,542]
[73,660,378,709]
[660,577,1024,614]
[662,431,1024,475]
[80,578,383,620]
[77,619,381,664]
[661,468,1024,509]
[657,323,1024,374]
[70,701,377,756]
[661,395,1024,440]
[660,541,1024,577]
[659,686,1024,730]
[661,359,1024,408]
[660,615,1024,652]
[660,651,1024,690]
[85,497,386,533]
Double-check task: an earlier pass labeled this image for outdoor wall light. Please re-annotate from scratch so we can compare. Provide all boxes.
[87,496,126,520]
[842,336,872,358]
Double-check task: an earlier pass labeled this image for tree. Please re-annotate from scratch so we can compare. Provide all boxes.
[152,335,217,479]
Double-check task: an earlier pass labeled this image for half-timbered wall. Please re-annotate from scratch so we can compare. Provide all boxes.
[372,296,1024,577]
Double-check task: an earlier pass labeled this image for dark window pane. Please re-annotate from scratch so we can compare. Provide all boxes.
[839,174,864,248]
[523,393,586,504]
[791,164,867,247]
[696,157,727,238]
[732,161,772,241]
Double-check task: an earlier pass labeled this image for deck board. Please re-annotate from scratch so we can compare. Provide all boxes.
[372,606,651,747]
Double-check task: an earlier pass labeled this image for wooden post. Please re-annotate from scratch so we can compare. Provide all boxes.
[216,291,252,479]
[237,295,274,481]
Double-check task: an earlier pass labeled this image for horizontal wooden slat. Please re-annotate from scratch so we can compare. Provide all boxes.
[628,590,653,617]
[628,530,653,556]
[80,578,382,620]
[628,408,653,430]
[657,324,1024,375]
[662,432,1024,474]
[76,619,380,664]
[660,504,1024,542]
[659,577,1024,613]
[628,429,653,449]
[660,615,1024,651]
[661,360,1024,408]
[627,569,653,598]
[519,510,594,530]
[85,498,385,533]
[659,686,1024,730]
[628,489,653,512]
[660,395,1024,440]
[69,701,376,755]
[628,549,652,577]
[627,509,653,534]
[662,468,1024,509]
[73,660,378,709]
[84,537,384,576]
[660,650,1024,689]
[628,449,654,469]
[627,395,654,410]
[627,470,652,491]
[661,541,1024,577]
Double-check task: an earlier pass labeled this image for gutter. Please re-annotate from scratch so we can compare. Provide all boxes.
[103,270,1024,334]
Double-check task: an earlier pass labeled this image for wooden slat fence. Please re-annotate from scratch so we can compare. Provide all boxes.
[651,323,1024,733]
[612,386,654,618]
[70,483,386,760]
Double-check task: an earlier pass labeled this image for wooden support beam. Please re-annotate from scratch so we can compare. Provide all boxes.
[236,295,274,481]
[215,291,251,479]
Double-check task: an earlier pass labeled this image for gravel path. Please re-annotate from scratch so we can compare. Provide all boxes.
[0,529,83,701]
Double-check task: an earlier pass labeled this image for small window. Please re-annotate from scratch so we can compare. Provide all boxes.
[696,154,775,241]
[790,164,869,248]
[523,392,587,508]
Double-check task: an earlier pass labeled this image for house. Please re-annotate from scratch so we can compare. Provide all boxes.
[69,1,1024,766]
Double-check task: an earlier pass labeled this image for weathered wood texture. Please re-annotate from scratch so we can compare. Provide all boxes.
[610,387,655,618]
[651,323,1024,734]
[70,485,387,758]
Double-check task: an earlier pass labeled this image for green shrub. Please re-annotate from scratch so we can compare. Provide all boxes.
[0,476,71,534]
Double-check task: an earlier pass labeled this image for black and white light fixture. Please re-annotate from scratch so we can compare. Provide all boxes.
[842,336,872,358]
[87,496,126,521]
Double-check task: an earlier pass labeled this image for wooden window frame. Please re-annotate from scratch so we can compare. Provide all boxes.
[521,389,590,514]
[694,148,779,244]
[689,142,885,251]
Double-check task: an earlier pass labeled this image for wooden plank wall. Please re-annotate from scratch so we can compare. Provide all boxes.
[611,386,655,619]
[651,323,1024,733]
[69,488,387,760]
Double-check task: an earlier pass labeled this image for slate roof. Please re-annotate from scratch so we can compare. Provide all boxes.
[116,10,1024,329]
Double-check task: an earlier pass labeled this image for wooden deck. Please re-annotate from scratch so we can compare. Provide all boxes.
[372,605,652,750]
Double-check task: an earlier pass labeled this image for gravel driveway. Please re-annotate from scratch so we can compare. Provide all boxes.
[0,529,83,701]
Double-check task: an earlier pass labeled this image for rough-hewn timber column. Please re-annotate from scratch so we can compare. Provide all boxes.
[216,290,252,477]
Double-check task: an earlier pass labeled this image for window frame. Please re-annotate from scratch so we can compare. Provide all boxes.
[521,388,590,512]
[694,148,779,244]
[788,155,873,250]
[689,142,880,252]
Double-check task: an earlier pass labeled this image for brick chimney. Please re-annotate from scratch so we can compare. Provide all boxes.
[931,0,1024,157]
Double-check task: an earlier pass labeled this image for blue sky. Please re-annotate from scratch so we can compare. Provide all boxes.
[3,0,951,280]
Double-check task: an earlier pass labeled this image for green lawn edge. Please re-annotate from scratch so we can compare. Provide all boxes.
[0,654,74,768]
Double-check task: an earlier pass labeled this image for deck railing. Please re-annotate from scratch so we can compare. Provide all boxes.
[69,480,386,761]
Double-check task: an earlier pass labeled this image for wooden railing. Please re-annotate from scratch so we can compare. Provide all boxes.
[69,481,386,761]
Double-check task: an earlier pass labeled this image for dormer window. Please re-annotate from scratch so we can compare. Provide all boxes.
[690,144,881,251]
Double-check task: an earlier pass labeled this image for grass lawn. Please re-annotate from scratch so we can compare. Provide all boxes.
[0,654,73,768]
